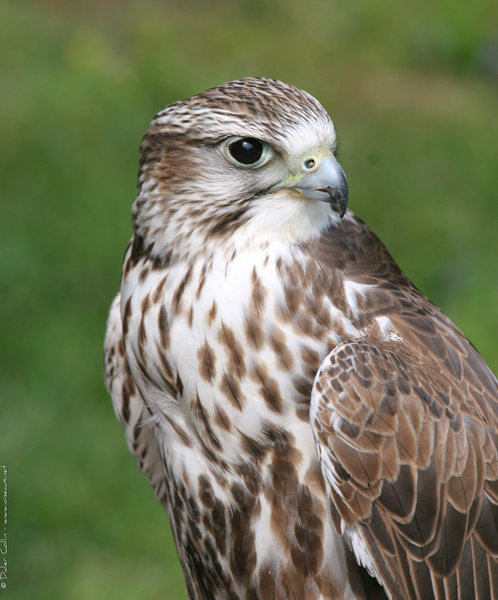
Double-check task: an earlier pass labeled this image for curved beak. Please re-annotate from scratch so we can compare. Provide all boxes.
[295,155,348,218]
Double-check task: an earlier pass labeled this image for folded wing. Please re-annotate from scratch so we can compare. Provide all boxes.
[311,339,498,599]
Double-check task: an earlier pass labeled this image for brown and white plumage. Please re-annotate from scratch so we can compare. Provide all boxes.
[104,78,498,599]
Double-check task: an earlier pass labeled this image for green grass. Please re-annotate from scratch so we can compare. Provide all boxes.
[1,1,497,598]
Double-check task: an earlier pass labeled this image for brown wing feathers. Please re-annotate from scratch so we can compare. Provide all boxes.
[312,339,498,599]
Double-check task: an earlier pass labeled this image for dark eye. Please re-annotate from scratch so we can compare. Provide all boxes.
[228,138,264,165]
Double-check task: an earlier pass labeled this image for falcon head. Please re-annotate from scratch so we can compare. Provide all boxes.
[133,77,348,260]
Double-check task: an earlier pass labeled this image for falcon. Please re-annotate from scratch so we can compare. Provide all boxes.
[104,77,498,599]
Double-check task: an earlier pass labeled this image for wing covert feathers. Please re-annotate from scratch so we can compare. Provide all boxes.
[311,339,498,600]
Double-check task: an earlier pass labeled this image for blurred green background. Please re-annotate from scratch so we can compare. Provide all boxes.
[1,0,497,598]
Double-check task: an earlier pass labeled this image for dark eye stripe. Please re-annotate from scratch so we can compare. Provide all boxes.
[228,138,264,165]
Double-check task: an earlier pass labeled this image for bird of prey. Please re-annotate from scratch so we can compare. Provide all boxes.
[104,77,498,599]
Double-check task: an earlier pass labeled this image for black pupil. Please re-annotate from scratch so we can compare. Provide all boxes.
[229,138,263,165]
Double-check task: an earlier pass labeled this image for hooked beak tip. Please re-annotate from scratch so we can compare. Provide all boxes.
[291,154,349,218]
[320,184,348,218]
